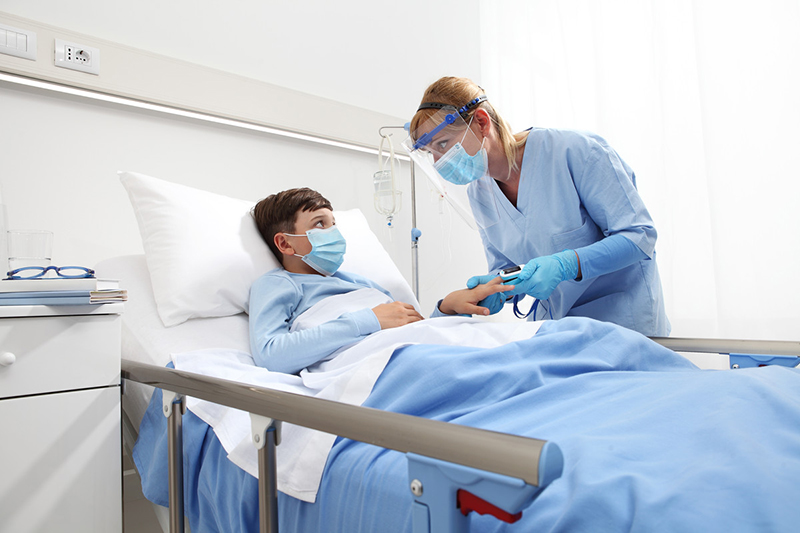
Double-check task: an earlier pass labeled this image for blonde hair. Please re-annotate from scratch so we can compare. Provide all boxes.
[410,77,526,174]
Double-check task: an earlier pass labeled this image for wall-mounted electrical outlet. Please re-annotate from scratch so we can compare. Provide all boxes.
[54,38,99,75]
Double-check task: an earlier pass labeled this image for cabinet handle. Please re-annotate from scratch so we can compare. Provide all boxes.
[0,352,16,366]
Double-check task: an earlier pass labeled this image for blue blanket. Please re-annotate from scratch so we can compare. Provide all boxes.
[134,317,800,532]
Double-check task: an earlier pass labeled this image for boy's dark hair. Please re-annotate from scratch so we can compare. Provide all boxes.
[252,188,333,265]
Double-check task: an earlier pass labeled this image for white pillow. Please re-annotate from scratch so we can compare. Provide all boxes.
[119,171,417,327]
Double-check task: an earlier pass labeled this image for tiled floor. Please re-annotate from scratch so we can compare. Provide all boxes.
[123,448,164,533]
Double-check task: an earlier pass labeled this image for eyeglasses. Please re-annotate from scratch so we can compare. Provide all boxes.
[5,265,96,280]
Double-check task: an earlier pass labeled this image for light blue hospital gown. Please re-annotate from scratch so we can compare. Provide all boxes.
[248,269,390,374]
[469,128,670,336]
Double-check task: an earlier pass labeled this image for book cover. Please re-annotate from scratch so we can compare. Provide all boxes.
[0,290,93,299]
[0,296,94,306]
[0,277,119,293]
[0,289,127,305]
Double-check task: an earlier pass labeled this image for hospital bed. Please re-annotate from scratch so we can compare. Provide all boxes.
[103,172,800,533]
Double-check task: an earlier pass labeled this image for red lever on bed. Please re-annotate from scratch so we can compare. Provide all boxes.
[457,489,523,523]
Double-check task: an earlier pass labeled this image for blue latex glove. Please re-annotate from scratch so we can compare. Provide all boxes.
[509,250,579,300]
[478,292,506,315]
[466,273,508,315]
[466,273,497,289]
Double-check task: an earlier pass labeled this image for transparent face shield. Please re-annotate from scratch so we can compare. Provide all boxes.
[402,107,500,230]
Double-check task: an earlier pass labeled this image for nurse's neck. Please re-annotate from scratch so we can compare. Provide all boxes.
[494,142,525,207]
[497,174,520,207]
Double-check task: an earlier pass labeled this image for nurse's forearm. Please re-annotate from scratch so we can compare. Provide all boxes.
[574,234,647,281]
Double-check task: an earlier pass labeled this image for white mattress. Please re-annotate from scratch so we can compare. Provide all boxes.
[95,255,251,430]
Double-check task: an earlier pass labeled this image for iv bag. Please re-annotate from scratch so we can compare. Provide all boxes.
[374,132,402,226]
[373,169,402,219]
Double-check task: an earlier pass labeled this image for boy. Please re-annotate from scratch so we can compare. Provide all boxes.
[250,187,511,374]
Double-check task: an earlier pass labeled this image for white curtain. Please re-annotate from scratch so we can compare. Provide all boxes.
[479,0,800,341]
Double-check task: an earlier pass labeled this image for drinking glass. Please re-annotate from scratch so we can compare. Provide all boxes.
[7,230,53,272]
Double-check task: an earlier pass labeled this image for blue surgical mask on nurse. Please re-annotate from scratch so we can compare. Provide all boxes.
[433,125,488,185]
[433,119,489,185]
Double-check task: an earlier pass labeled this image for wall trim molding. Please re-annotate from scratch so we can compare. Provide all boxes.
[0,11,405,153]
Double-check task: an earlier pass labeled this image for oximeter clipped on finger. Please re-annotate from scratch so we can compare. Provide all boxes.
[499,265,523,283]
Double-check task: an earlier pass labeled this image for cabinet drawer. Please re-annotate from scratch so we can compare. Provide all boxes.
[0,387,121,532]
[0,314,120,399]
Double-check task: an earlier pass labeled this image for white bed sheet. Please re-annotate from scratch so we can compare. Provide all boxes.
[97,253,547,503]
[95,255,251,430]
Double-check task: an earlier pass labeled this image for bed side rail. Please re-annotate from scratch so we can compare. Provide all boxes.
[121,359,562,533]
[650,337,800,356]
[651,337,800,369]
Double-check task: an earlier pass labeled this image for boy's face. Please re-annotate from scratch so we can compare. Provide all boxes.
[285,207,336,256]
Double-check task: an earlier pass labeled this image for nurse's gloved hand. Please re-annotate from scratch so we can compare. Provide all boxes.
[477,292,506,315]
[509,251,579,300]
[466,273,497,289]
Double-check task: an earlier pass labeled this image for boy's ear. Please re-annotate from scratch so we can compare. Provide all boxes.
[274,233,295,256]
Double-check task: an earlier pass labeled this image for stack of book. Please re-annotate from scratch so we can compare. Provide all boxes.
[0,277,127,306]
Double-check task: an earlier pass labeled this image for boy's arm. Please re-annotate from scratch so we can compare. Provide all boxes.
[431,277,513,317]
[249,276,381,374]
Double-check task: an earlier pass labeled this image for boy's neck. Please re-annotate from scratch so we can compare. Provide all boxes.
[283,255,323,276]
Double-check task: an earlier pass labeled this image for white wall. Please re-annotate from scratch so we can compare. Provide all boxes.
[0,0,482,120]
[0,80,489,316]
[479,0,800,341]
[0,0,486,317]
[12,1,790,342]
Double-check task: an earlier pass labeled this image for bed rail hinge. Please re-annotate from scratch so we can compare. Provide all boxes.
[161,390,185,417]
[250,414,282,449]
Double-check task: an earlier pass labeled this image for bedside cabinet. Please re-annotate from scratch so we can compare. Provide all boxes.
[0,304,123,533]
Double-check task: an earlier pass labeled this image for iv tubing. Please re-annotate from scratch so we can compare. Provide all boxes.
[378,125,420,302]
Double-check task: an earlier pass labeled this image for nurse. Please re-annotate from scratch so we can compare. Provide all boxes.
[405,76,670,336]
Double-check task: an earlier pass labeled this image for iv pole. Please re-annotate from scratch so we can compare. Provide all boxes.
[377,126,421,302]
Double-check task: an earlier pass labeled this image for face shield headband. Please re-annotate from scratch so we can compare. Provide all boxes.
[412,96,487,151]
[402,101,500,230]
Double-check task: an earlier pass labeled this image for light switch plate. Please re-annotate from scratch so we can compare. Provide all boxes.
[0,22,37,61]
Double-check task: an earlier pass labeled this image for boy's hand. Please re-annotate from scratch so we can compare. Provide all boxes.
[372,301,424,329]
[439,277,514,316]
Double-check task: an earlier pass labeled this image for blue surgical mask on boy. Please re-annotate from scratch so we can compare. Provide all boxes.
[433,123,488,186]
[285,225,346,276]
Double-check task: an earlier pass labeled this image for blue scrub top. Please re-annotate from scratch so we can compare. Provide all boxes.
[468,128,670,336]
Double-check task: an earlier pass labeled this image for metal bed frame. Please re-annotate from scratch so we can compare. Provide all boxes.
[121,336,800,533]
[122,360,564,533]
